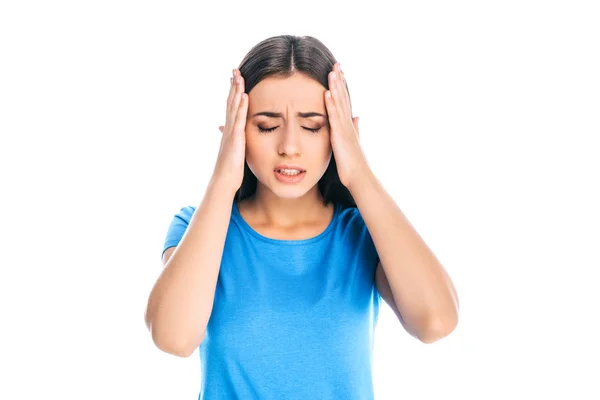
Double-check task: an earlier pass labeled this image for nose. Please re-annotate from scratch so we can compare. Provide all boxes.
[277,124,301,157]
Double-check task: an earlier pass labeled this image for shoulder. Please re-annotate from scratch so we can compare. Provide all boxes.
[170,205,196,225]
[161,205,197,260]
[336,204,366,229]
[336,203,377,251]
[334,204,373,245]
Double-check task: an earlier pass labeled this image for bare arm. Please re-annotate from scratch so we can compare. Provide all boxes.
[145,68,248,357]
[144,179,236,357]
[349,169,459,344]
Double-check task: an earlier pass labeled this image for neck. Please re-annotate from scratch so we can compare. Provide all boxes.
[245,184,330,228]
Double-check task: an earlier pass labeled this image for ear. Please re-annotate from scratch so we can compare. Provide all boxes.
[352,116,360,139]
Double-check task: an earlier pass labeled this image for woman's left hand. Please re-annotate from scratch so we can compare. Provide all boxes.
[324,62,368,190]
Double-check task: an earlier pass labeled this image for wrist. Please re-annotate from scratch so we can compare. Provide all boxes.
[208,174,240,197]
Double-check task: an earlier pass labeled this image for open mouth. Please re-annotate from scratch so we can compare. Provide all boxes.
[274,169,306,183]
[274,168,305,175]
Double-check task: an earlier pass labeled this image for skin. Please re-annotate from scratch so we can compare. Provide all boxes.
[241,64,460,343]
[146,65,459,356]
[239,72,336,234]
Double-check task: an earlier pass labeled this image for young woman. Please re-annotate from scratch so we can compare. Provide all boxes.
[145,35,459,399]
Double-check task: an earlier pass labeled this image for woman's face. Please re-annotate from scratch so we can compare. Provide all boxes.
[245,73,332,199]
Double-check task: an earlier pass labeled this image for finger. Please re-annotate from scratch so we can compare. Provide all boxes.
[226,69,238,116]
[335,66,351,115]
[228,72,244,124]
[234,93,249,131]
[328,68,349,120]
[324,90,338,130]
[227,70,236,103]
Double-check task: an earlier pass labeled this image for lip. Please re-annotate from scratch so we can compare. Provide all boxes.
[273,164,306,172]
[274,169,306,184]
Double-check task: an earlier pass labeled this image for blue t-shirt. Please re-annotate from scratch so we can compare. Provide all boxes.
[161,200,382,400]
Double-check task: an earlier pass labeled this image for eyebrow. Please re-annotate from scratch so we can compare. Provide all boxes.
[251,111,327,119]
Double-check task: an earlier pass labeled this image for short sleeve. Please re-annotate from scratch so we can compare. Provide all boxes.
[348,206,383,317]
[352,207,380,268]
[161,206,196,260]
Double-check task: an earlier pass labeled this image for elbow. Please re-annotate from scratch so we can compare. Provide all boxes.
[145,312,203,357]
[417,313,459,344]
[150,327,203,358]
[158,341,197,358]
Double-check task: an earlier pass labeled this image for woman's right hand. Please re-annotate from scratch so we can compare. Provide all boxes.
[212,68,248,192]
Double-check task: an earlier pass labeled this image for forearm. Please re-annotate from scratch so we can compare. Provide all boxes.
[348,168,459,340]
[146,178,236,356]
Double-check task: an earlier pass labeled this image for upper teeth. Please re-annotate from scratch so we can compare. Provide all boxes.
[278,169,302,175]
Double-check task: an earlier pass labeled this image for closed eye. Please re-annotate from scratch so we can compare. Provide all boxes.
[258,126,322,134]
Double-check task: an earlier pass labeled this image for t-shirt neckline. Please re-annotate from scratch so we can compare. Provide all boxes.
[231,201,339,245]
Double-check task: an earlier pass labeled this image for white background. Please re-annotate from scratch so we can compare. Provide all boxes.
[1,1,599,399]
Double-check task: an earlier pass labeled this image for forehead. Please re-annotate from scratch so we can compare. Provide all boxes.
[248,73,325,108]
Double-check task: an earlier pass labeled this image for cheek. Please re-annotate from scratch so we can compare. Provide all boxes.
[244,130,260,152]
[244,139,258,164]
[244,134,268,174]
[315,135,332,158]
[246,133,267,154]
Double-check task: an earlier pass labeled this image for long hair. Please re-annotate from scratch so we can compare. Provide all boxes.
[234,35,356,209]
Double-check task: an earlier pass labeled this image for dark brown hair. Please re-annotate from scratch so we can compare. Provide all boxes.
[234,35,356,208]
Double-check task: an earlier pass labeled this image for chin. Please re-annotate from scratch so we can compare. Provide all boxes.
[269,176,313,199]
[257,169,313,199]
[271,187,310,199]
